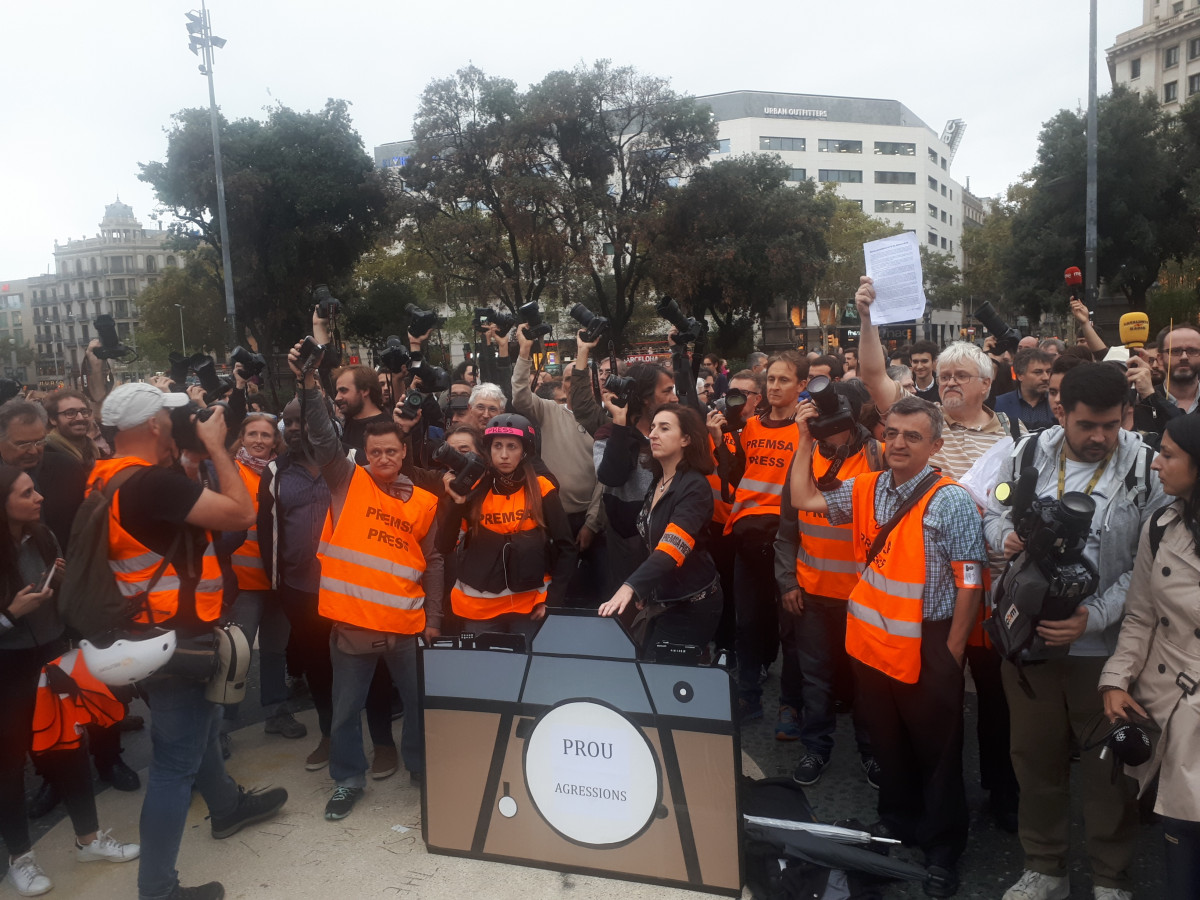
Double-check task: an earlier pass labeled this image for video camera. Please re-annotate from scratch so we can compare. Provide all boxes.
[657,296,707,346]
[378,336,411,373]
[804,375,857,442]
[473,307,516,336]
[569,303,608,344]
[405,303,443,337]
[517,301,552,341]
[431,442,488,496]
[169,400,229,454]
[229,346,266,379]
[93,314,134,361]
[312,284,342,320]
[985,466,1099,664]
[973,302,1022,356]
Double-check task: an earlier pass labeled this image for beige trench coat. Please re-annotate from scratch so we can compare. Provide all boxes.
[1099,501,1200,821]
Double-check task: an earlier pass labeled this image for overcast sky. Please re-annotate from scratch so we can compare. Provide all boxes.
[0,0,1141,278]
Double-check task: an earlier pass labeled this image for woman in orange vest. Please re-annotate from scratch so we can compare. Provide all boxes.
[439,414,576,641]
[712,351,809,726]
[0,465,139,896]
[218,412,307,754]
[599,405,722,655]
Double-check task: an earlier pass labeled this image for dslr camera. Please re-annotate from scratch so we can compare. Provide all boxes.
[230,346,266,379]
[405,303,443,338]
[804,375,857,442]
[604,374,635,409]
[169,400,229,454]
[378,336,411,373]
[517,301,552,341]
[295,336,325,375]
[432,442,488,496]
[312,284,342,320]
[712,387,748,431]
[409,358,450,394]
[569,303,608,344]
[656,297,707,346]
[93,314,134,361]
[985,467,1099,663]
[191,354,233,404]
[473,307,516,336]
[974,301,1022,356]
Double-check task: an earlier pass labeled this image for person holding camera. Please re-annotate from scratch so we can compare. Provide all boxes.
[985,363,1167,900]
[90,383,287,900]
[790,395,986,898]
[1099,413,1200,900]
[713,351,808,730]
[598,405,721,654]
[774,381,882,787]
[288,341,443,821]
[438,413,576,638]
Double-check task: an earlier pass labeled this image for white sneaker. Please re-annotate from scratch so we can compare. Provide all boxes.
[5,851,52,897]
[1003,870,1070,900]
[1094,888,1133,900]
[75,828,141,863]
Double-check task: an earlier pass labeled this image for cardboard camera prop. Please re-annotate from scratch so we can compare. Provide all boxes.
[420,609,742,896]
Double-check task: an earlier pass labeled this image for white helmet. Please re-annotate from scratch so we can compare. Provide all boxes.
[79,628,177,686]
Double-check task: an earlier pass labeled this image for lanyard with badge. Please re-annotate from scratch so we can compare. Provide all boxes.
[1057,449,1114,499]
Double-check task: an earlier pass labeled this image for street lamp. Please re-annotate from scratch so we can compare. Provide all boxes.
[185,3,237,344]
[175,303,187,355]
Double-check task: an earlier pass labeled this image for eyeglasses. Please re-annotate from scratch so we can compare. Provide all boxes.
[1167,347,1200,359]
[7,438,47,451]
[57,408,91,419]
[938,373,981,386]
[473,404,503,415]
[883,428,930,444]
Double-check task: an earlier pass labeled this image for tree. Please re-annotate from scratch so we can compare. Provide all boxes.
[647,154,836,355]
[526,61,719,352]
[399,66,570,313]
[961,187,1023,319]
[1003,87,1193,316]
[919,245,967,311]
[139,99,399,358]
[133,263,226,370]
[811,190,903,344]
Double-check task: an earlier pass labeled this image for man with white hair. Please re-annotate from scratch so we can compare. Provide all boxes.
[468,382,507,430]
[855,276,1023,837]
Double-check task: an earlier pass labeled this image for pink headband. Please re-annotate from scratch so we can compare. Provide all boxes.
[486,426,528,438]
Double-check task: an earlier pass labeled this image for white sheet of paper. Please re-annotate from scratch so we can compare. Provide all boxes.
[862,232,927,326]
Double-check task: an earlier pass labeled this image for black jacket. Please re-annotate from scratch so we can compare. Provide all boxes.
[624,468,717,604]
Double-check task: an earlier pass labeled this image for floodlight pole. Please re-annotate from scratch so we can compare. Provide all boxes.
[1085,0,1099,307]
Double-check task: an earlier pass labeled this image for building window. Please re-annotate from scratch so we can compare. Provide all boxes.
[818,169,863,183]
[875,171,917,184]
[928,176,939,191]
[760,136,806,152]
[1165,80,1179,102]
[787,168,807,182]
[941,237,948,250]
[146,256,157,274]
[875,200,917,214]
[949,189,954,200]
[1173,1,1183,13]
[949,214,954,226]
[941,157,948,170]
[1166,46,1181,68]
[1131,57,1141,79]
[941,184,948,196]
[115,299,129,318]
[1189,38,1200,60]
[949,240,953,252]
[928,232,938,246]
[710,138,731,154]
[166,256,177,268]
[927,147,938,163]
[929,204,938,218]
[940,210,947,222]
[818,139,863,154]
[874,141,915,156]
[1190,73,1200,96]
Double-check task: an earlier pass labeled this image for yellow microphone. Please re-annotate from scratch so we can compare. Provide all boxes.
[1120,312,1149,349]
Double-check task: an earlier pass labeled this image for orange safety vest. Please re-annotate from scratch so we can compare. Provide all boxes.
[706,433,734,526]
[230,461,271,591]
[90,457,223,626]
[844,470,954,684]
[317,465,437,634]
[32,650,125,753]
[724,416,799,533]
[794,445,882,599]
[451,475,555,619]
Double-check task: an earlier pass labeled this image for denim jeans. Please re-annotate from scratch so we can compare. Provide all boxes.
[138,677,240,900]
[795,594,871,760]
[223,589,290,728]
[329,631,422,788]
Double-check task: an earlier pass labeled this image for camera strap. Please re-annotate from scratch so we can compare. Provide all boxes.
[862,469,943,571]
[1057,448,1114,499]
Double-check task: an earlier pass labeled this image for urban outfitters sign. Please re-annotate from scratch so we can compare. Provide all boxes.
[524,701,661,846]
[763,107,828,118]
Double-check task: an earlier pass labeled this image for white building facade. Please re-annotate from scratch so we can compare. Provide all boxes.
[1107,0,1200,110]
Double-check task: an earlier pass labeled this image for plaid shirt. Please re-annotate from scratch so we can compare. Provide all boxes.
[824,465,985,621]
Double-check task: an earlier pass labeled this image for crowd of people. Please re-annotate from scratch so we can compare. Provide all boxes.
[1,282,1199,900]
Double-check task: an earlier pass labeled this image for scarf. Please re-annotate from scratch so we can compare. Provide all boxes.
[235,445,273,474]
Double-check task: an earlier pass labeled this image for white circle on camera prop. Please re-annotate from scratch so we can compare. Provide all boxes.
[524,701,660,846]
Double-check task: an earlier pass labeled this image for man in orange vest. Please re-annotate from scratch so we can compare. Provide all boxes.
[775,382,881,788]
[288,342,443,823]
[790,395,986,899]
[97,382,289,900]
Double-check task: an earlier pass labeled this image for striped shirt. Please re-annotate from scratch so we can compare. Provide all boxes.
[825,465,986,621]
